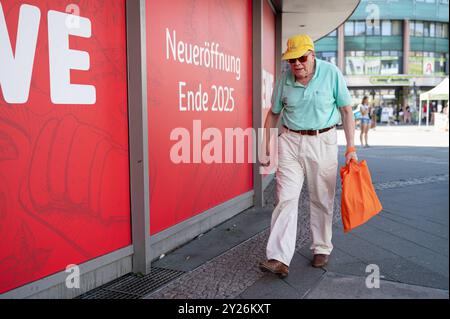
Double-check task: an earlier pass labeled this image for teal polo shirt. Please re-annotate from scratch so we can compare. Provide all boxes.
[271,58,352,130]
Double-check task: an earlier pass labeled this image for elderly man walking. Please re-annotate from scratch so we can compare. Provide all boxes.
[260,34,357,277]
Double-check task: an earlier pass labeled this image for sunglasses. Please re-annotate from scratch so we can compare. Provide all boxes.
[288,53,310,64]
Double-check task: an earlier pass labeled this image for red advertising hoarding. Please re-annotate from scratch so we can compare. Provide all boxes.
[146,0,253,234]
[0,0,131,293]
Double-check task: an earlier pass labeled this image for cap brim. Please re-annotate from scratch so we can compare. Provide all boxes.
[281,48,309,61]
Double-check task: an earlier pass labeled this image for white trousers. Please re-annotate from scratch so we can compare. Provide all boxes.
[266,127,338,266]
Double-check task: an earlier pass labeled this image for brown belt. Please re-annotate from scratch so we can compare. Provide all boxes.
[283,125,336,136]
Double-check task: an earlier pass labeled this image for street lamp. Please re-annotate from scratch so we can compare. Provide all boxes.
[411,80,418,126]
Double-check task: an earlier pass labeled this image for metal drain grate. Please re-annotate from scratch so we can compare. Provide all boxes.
[76,267,185,299]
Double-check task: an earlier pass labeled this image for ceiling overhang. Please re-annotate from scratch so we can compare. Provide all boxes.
[273,0,361,50]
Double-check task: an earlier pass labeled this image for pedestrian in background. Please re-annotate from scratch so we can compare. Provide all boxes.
[443,102,449,131]
[388,105,395,125]
[404,106,412,124]
[370,105,377,130]
[358,96,371,147]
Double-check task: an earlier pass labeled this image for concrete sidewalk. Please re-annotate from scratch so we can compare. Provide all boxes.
[239,181,449,299]
[338,124,449,148]
[145,141,449,299]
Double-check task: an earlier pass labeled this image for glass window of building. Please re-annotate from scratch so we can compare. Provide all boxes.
[436,22,443,37]
[423,52,435,75]
[345,51,365,75]
[424,22,430,37]
[345,51,402,75]
[365,51,380,75]
[367,19,381,36]
[442,23,448,38]
[382,20,392,35]
[374,25,379,37]
[425,0,435,3]
[355,21,366,36]
[410,21,415,35]
[345,21,354,36]
[410,52,423,75]
[327,30,337,37]
[409,51,448,75]
[317,51,337,65]
[392,21,402,35]
[435,53,447,75]
[415,21,424,36]
[430,22,436,37]
[381,51,401,75]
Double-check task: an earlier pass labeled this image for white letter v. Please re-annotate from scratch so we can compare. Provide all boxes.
[0,3,40,104]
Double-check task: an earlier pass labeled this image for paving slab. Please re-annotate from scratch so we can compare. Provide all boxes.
[362,257,450,290]
[305,272,449,299]
[239,276,304,299]
[153,207,273,272]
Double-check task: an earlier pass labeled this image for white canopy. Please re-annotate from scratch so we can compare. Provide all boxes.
[419,78,449,127]
[420,78,449,101]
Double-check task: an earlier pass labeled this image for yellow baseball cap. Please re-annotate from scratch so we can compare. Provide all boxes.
[282,34,315,60]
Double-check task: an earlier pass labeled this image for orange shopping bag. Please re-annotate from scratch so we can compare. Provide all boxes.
[340,159,382,233]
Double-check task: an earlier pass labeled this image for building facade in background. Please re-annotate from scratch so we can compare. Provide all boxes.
[315,0,449,123]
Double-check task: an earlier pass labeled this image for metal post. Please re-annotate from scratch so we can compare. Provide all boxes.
[337,25,345,73]
[126,0,151,275]
[415,82,421,127]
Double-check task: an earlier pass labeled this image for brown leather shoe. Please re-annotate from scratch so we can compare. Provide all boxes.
[311,254,329,268]
[259,259,289,278]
